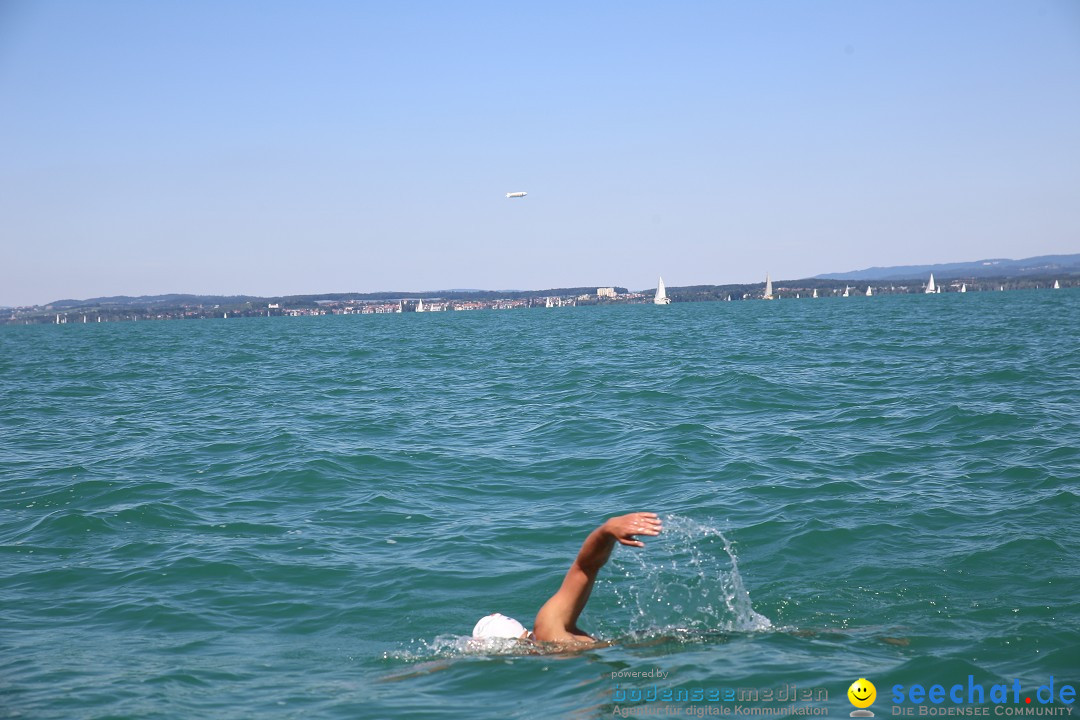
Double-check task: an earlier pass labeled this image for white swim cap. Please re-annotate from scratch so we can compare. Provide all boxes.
[472,613,527,639]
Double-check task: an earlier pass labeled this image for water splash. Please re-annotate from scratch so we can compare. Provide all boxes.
[384,634,538,662]
[602,514,772,636]
[386,515,772,662]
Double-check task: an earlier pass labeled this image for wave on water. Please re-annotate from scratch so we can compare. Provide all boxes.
[385,515,771,663]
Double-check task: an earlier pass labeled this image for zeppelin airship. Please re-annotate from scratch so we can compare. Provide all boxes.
[505,191,527,199]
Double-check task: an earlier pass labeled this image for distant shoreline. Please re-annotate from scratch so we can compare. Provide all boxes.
[7,252,1078,316]
[4,275,1072,325]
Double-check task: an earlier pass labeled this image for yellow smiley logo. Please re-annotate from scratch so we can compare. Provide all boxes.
[848,678,877,709]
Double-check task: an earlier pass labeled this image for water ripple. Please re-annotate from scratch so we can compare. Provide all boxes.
[2,290,1078,718]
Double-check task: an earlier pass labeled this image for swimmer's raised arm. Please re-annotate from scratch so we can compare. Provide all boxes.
[532,512,662,644]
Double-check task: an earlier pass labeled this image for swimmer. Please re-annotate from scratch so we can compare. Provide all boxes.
[472,512,663,645]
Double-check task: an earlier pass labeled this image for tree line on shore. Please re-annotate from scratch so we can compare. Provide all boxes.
[4,275,1073,324]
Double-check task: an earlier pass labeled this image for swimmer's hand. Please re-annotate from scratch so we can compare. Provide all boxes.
[604,512,662,548]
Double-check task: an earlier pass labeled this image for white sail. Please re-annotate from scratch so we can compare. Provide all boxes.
[1053,280,1060,290]
[763,273,774,300]
[865,286,872,297]
[842,286,850,298]
[812,288,818,298]
[654,277,670,305]
[416,298,425,312]
[960,283,966,293]
[925,274,936,294]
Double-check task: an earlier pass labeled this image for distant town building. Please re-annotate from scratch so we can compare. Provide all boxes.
[596,287,616,298]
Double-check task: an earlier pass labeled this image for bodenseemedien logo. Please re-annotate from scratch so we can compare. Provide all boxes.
[849,678,877,717]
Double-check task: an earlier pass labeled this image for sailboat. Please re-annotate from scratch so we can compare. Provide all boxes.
[416,298,426,313]
[925,274,937,294]
[960,284,967,293]
[812,288,818,299]
[796,293,800,299]
[654,277,671,305]
[762,273,774,300]
[545,297,554,308]
[865,286,873,297]
[1053,280,1061,290]
[842,286,850,298]
[1000,285,1005,292]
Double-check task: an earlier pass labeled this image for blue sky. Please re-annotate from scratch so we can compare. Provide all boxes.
[1,0,1078,305]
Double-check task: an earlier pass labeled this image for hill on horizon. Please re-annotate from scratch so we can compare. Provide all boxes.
[30,253,1079,309]
[43,287,630,310]
[815,253,1080,282]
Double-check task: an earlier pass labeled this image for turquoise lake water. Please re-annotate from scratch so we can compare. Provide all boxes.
[2,290,1078,719]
